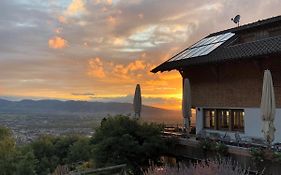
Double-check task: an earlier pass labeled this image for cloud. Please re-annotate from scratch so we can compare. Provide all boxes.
[65,0,86,16]
[90,94,181,110]
[58,16,67,24]
[71,92,95,96]
[87,56,153,84]
[88,57,106,78]
[1,0,281,109]
[94,0,111,5]
[107,15,118,26]
[48,36,68,49]
[54,28,62,34]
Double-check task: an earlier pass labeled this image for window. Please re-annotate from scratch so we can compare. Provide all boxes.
[217,110,230,130]
[203,109,244,132]
[231,110,244,131]
[204,109,216,129]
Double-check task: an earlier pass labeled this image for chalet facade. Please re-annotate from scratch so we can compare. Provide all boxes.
[152,16,281,142]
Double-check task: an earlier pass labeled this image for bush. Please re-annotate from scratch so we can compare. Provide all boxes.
[0,126,37,175]
[91,115,168,174]
[144,159,248,175]
[215,142,228,156]
[249,147,265,163]
[199,139,214,152]
[272,151,281,163]
[199,139,228,158]
[31,135,92,174]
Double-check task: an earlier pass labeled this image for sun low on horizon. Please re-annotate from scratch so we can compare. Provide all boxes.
[0,0,280,110]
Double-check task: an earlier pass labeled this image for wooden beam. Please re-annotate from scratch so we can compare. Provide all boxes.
[178,69,184,77]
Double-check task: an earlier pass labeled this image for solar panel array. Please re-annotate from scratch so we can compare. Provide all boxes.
[168,32,235,62]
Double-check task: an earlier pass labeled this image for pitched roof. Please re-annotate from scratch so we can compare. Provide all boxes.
[151,15,281,73]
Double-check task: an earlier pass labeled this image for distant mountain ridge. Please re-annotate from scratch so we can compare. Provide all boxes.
[0,99,181,123]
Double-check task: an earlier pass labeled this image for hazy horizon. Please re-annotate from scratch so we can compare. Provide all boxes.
[0,96,180,111]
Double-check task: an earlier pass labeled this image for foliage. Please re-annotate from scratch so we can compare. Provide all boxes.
[91,115,168,174]
[249,147,265,163]
[272,151,281,163]
[214,142,228,156]
[30,135,92,175]
[0,115,173,174]
[144,159,249,175]
[67,137,93,163]
[13,146,37,175]
[0,126,37,175]
[199,139,228,157]
[199,139,215,152]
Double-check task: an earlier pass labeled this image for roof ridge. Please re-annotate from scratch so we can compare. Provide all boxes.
[209,15,281,36]
[227,34,281,48]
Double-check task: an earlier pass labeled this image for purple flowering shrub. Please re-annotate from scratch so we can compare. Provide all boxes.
[144,159,248,175]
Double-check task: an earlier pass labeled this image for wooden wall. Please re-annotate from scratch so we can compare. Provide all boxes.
[183,56,281,108]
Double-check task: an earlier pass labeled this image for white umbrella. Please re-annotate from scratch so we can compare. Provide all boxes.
[133,84,142,119]
[261,70,276,144]
[182,78,191,131]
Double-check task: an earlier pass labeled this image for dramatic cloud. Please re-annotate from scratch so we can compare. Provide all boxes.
[88,57,106,78]
[0,0,281,109]
[48,36,68,49]
[88,57,149,82]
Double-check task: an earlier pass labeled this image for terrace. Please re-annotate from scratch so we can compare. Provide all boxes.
[162,127,281,174]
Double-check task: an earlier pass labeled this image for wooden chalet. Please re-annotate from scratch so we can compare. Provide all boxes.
[152,15,281,142]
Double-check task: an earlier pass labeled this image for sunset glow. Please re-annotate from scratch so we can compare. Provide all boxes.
[1,0,281,110]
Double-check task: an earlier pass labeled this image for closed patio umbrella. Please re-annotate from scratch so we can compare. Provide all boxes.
[261,70,276,145]
[182,78,191,131]
[133,84,142,119]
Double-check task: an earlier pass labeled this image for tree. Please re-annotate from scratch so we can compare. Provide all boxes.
[67,137,93,163]
[31,135,58,174]
[0,126,16,174]
[14,147,37,175]
[0,126,37,175]
[91,115,168,174]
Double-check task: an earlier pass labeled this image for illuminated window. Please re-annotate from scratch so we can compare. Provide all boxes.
[203,109,244,132]
[204,109,216,129]
[217,110,230,130]
[231,110,244,131]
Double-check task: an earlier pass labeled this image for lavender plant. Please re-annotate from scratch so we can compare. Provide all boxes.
[144,159,248,175]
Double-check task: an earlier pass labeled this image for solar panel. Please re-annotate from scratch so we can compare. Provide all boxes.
[168,32,234,62]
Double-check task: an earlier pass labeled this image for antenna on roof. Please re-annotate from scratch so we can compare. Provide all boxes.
[231,15,240,27]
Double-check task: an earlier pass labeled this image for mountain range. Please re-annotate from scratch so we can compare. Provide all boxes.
[0,99,181,123]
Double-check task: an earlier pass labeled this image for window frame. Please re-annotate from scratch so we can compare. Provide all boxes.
[203,108,244,133]
[203,109,216,130]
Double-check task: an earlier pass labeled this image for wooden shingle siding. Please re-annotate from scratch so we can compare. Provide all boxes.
[184,57,281,108]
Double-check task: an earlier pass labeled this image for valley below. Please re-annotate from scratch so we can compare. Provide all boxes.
[0,99,181,144]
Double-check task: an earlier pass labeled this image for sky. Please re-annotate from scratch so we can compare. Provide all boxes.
[0,0,280,110]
